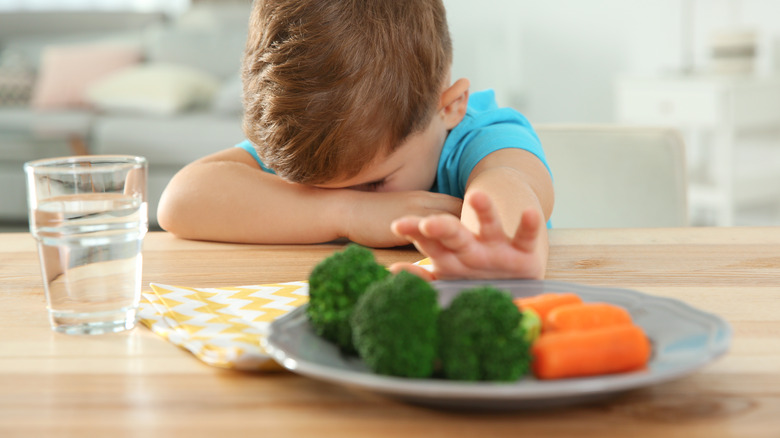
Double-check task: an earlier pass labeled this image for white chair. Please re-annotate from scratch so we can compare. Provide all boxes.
[537,124,688,228]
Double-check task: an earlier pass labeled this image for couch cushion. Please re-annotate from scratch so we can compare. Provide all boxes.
[86,63,220,116]
[0,49,35,106]
[145,5,249,80]
[0,11,164,41]
[90,113,243,165]
[211,73,243,115]
[0,11,163,71]
[0,107,93,162]
[31,43,142,110]
[0,133,75,163]
[0,162,29,221]
[0,107,93,136]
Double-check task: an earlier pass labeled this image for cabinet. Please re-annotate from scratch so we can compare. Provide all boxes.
[616,75,780,226]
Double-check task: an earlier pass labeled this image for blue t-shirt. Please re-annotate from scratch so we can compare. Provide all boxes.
[236,140,276,174]
[236,89,550,199]
[434,89,549,198]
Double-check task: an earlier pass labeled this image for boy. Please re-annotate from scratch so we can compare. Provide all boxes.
[157,0,554,280]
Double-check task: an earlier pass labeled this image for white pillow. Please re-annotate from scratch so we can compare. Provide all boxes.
[86,63,220,116]
[31,44,142,110]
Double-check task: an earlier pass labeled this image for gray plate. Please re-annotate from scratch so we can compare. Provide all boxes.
[263,280,731,410]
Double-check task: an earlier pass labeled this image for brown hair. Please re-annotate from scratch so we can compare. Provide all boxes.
[241,0,452,184]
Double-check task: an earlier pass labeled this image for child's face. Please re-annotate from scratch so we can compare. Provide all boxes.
[314,114,448,193]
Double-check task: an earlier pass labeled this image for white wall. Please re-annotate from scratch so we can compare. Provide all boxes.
[447,0,780,123]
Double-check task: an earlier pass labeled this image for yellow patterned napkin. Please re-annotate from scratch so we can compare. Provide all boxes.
[138,281,309,371]
[417,257,432,268]
[138,258,430,371]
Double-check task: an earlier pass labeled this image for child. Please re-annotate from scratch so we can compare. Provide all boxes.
[157,0,554,280]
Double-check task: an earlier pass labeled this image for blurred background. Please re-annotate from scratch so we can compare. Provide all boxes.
[1,0,779,231]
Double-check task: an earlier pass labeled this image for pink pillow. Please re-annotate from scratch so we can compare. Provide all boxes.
[31,44,142,110]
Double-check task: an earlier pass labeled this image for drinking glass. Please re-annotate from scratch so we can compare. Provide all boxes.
[24,155,148,335]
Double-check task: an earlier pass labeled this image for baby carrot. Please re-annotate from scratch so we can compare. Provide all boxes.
[513,293,583,321]
[545,302,633,332]
[531,324,651,380]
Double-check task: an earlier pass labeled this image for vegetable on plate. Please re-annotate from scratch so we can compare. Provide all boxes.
[438,286,532,381]
[306,244,389,352]
[531,324,652,379]
[544,302,633,333]
[513,292,583,321]
[350,271,440,378]
[305,247,652,383]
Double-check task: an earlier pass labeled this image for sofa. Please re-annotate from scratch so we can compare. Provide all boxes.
[0,4,251,227]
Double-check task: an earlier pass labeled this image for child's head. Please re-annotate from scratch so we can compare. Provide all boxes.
[241,0,454,186]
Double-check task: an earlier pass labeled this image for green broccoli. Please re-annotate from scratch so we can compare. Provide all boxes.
[307,244,390,352]
[438,286,531,381]
[520,308,542,344]
[350,271,439,378]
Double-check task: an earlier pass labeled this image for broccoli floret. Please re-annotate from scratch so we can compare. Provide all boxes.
[307,244,390,352]
[520,308,542,344]
[350,271,439,378]
[438,286,531,381]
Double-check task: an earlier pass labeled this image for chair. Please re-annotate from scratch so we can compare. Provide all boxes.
[536,124,688,228]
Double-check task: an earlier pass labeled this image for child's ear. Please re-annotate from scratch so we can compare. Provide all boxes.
[439,78,470,129]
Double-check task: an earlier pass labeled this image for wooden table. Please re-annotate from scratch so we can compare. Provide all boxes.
[1,229,779,437]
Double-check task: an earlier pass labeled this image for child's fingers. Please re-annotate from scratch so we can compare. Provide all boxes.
[392,216,453,259]
[466,190,505,242]
[391,216,424,240]
[419,214,474,253]
[511,208,542,252]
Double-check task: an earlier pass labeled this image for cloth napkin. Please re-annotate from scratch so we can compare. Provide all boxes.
[138,281,309,370]
[138,259,432,371]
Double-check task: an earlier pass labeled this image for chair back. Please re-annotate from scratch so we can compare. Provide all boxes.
[537,124,688,228]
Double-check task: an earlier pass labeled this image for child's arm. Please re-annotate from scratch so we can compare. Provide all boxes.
[156,148,462,247]
[390,148,553,279]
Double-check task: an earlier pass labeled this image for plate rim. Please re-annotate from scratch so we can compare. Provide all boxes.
[263,279,732,402]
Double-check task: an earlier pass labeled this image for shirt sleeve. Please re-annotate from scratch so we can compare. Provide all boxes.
[234,140,276,174]
[455,118,553,229]
[456,120,550,194]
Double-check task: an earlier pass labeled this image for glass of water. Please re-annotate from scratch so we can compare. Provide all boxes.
[24,155,148,335]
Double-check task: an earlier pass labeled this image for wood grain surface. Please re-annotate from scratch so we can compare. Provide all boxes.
[1,228,778,437]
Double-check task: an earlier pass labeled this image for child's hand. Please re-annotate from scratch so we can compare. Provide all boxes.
[389,190,546,280]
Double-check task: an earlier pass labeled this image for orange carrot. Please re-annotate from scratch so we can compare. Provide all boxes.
[513,293,583,321]
[545,302,633,332]
[531,324,651,380]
